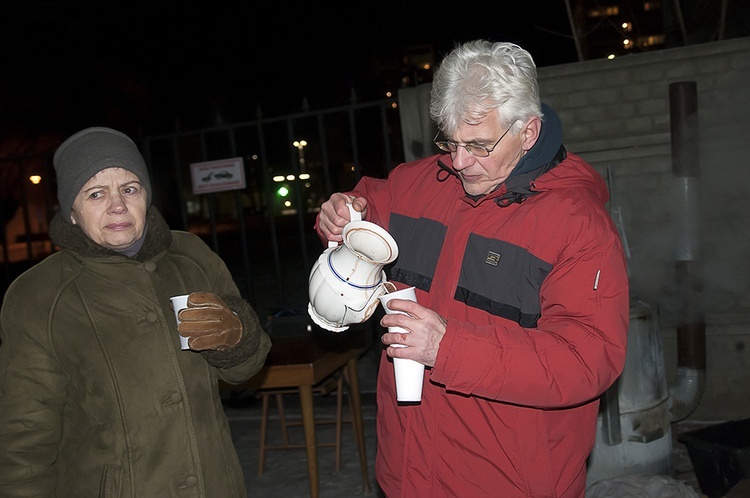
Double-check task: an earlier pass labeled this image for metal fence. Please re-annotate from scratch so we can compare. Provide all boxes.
[141,95,405,318]
[0,95,408,318]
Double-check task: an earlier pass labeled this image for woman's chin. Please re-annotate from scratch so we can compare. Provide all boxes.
[101,236,138,251]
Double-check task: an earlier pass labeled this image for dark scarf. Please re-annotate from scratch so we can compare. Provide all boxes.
[49,207,173,262]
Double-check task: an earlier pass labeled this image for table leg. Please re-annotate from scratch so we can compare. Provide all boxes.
[299,384,318,498]
[346,357,372,493]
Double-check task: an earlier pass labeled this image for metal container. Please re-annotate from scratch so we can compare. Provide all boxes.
[587,301,673,486]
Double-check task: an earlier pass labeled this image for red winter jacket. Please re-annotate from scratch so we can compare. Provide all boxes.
[334,150,629,497]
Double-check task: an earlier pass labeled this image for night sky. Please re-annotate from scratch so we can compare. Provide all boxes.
[0,1,578,136]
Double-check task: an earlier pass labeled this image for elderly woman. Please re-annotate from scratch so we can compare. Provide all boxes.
[0,127,271,497]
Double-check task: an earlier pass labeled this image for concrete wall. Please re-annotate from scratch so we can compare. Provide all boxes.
[399,37,750,420]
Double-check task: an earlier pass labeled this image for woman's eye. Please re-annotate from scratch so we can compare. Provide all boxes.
[89,192,102,199]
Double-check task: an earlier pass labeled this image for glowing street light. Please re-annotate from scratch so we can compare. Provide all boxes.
[293,139,307,173]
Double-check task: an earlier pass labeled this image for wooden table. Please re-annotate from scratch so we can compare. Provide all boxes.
[224,334,372,498]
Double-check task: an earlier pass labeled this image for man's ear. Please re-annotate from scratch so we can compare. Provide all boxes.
[521,116,542,151]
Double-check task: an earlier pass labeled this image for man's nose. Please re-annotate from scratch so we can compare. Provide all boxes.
[451,146,475,171]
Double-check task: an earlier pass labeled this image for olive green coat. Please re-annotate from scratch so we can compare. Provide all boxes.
[0,208,271,497]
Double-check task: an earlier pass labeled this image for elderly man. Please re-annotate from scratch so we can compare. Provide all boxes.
[316,40,629,497]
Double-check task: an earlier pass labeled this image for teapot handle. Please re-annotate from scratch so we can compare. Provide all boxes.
[327,202,361,248]
[348,201,362,222]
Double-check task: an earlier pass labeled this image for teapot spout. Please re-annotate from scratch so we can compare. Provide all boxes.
[308,278,391,333]
[361,281,390,309]
[382,281,397,294]
[338,279,391,325]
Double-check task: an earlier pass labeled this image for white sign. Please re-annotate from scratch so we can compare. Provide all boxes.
[189,157,246,195]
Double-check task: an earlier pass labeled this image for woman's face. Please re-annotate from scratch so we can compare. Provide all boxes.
[70,167,148,251]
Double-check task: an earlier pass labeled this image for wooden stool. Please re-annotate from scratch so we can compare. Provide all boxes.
[257,367,355,475]
[221,336,371,498]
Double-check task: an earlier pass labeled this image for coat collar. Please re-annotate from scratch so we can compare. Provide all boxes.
[49,207,173,262]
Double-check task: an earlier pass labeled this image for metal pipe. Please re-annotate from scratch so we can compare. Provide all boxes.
[719,0,729,40]
[668,81,707,422]
[600,380,622,446]
[256,106,285,304]
[563,0,584,62]
[673,0,690,46]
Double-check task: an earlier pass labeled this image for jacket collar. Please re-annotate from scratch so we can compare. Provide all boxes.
[506,103,564,181]
[49,207,173,262]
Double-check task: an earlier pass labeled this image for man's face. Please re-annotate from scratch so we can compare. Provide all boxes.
[70,167,148,251]
[449,116,526,196]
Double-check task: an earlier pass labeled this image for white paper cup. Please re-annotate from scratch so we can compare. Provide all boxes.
[378,286,424,402]
[170,294,191,350]
[378,286,417,334]
[393,358,425,402]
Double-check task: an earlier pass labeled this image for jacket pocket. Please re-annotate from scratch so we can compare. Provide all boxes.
[98,465,122,497]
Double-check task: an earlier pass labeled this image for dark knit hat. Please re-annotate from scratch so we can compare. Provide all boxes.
[53,127,152,223]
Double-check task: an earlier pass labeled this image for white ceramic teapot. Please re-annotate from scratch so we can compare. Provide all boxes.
[308,204,399,332]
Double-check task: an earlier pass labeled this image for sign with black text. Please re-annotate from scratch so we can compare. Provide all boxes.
[189,157,246,194]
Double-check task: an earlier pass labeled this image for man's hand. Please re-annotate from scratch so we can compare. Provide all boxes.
[317,193,368,243]
[380,299,447,367]
[178,292,243,351]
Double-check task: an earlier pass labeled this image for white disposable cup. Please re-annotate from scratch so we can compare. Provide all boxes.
[378,286,424,402]
[392,358,425,402]
[170,294,191,350]
[378,286,417,334]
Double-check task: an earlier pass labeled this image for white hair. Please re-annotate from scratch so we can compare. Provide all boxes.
[429,40,543,136]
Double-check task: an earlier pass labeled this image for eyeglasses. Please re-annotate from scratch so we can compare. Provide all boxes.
[433,121,516,158]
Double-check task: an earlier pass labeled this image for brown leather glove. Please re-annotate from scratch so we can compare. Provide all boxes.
[177,292,243,351]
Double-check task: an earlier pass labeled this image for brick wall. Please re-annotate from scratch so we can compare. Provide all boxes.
[538,38,750,419]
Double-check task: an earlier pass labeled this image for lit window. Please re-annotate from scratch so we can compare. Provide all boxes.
[638,34,666,47]
[588,5,619,17]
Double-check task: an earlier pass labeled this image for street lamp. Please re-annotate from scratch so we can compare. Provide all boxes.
[293,140,307,173]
